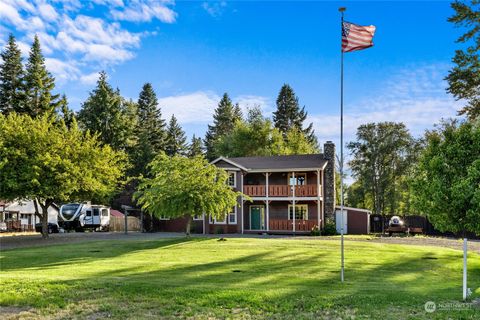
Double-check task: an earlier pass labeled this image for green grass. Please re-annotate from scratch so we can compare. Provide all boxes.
[1,237,479,319]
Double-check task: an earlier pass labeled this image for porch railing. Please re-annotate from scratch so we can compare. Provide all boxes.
[268,219,317,231]
[243,185,319,197]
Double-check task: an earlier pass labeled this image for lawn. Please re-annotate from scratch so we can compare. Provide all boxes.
[1,237,479,319]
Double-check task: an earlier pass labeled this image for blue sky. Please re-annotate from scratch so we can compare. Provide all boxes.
[0,0,464,149]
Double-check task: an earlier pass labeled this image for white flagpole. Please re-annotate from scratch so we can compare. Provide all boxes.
[339,6,346,283]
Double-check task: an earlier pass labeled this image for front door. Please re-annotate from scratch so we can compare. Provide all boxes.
[250,206,265,230]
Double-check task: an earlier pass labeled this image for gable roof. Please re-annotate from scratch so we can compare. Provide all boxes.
[213,154,328,171]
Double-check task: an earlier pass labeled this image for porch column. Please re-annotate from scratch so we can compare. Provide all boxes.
[317,170,321,228]
[292,171,296,233]
[266,172,270,231]
[321,169,325,228]
[241,172,245,234]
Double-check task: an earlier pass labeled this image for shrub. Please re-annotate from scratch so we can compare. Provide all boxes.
[310,225,320,236]
[322,219,337,236]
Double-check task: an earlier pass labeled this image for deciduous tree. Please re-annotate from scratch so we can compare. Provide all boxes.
[134,154,242,235]
[0,113,127,238]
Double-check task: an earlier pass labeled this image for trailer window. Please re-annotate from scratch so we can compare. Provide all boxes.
[101,209,108,217]
[93,208,99,216]
[61,204,80,219]
[86,210,92,217]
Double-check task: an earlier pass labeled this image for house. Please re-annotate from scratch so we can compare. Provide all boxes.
[158,141,336,234]
[0,200,59,231]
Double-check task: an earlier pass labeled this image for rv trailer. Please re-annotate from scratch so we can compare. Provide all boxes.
[59,203,110,231]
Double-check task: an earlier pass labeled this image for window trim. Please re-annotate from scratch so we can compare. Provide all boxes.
[193,214,203,221]
[228,207,237,225]
[227,171,236,187]
[288,204,309,220]
[158,215,170,220]
[288,172,307,186]
[209,215,227,225]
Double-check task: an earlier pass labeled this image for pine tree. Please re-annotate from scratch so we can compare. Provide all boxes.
[58,94,76,128]
[273,84,317,146]
[78,71,136,150]
[165,115,187,156]
[133,83,166,175]
[204,93,242,159]
[188,134,204,157]
[24,35,60,117]
[0,34,25,114]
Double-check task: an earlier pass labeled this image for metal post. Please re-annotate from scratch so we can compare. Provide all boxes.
[339,6,346,283]
[124,209,128,235]
[463,237,468,300]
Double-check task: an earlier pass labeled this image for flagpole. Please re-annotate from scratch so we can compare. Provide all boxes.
[339,6,346,283]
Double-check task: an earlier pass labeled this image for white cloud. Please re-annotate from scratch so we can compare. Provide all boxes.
[80,72,100,85]
[235,95,272,115]
[110,0,177,23]
[202,1,227,18]
[45,57,80,82]
[38,3,58,22]
[159,91,221,124]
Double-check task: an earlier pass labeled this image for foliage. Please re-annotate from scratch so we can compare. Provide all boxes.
[273,84,317,146]
[347,122,419,216]
[23,35,60,117]
[0,34,25,115]
[214,107,318,157]
[322,219,337,236]
[134,154,242,234]
[188,134,204,157]
[204,93,242,160]
[0,113,127,237]
[413,120,480,235]
[57,94,76,128]
[165,115,188,156]
[446,0,480,120]
[131,83,166,175]
[310,225,320,236]
[77,71,137,151]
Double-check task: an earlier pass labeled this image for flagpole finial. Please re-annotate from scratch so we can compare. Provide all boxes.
[339,7,346,12]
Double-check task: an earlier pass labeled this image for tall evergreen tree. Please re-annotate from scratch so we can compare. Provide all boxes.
[0,34,25,114]
[204,93,242,160]
[133,83,166,175]
[78,71,136,150]
[273,84,317,145]
[24,35,60,117]
[188,134,204,157]
[165,115,188,156]
[446,0,480,121]
[58,94,76,128]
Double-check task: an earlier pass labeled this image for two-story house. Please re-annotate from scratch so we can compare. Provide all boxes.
[207,141,336,234]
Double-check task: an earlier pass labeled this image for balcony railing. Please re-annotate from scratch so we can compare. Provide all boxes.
[268,219,317,231]
[243,185,319,197]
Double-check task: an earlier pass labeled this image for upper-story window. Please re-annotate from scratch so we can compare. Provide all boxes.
[227,172,236,187]
[288,173,307,185]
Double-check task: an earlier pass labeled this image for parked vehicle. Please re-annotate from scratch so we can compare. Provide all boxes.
[58,203,110,232]
[35,223,59,234]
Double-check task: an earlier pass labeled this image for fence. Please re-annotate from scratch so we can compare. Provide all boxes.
[110,216,141,232]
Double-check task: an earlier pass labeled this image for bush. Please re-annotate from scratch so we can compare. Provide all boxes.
[215,226,224,234]
[310,225,320,236]
[322,219,337,236]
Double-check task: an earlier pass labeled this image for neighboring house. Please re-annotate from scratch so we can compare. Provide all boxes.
[158,141,337,234]
[0,200,59,231]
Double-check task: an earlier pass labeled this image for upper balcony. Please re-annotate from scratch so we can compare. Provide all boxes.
[243,184,320,197]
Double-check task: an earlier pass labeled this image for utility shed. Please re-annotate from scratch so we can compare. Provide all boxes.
[335,206,371,235]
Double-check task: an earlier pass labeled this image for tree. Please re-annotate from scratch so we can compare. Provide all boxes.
[0,113,127,238]
[273,84,317,145]
[132,83,166,175]
[347,122,416,218]
[188,134,204,157]
[413,119,480,300]
[23,35,60,117]
[204,93,242,159]
[78,71,137,151]
[134,154,242,235]
[0,34,25,114]
[446,0,480,120]
[165,115,188,156]
[57,94,76,128]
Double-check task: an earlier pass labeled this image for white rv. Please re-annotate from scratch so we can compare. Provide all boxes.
[59,203,110,231]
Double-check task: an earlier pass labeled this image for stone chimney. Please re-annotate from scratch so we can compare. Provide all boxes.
[323,141,336,221]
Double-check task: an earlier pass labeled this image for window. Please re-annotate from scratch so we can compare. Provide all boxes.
[288,173,307,185]
[209,215,226,224]
[86,210,92,217]
[93,208,99,216]
[288,204,308,220]
[228,210,237,224]
[192,214,203,221]
[20,214,30,219]
[101,209,109,217]
[227,172,236,187]
[159,215,170,220]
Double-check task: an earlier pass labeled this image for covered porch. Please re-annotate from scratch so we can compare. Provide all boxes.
[243,200,322,234]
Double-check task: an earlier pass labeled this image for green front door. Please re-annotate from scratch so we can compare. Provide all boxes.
[250,206,264,230]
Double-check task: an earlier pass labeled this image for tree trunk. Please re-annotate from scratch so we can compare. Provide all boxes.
[185,216,192,237]
[38,199,54,239]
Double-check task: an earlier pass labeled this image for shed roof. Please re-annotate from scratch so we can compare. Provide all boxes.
[214,154,328,171]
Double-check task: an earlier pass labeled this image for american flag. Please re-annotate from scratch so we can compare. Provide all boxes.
[342,21,376,53]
